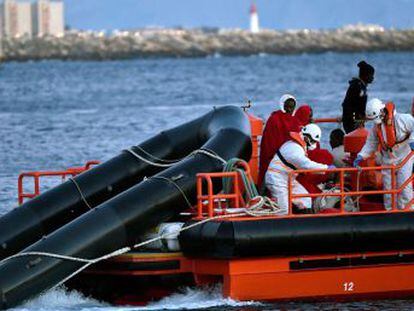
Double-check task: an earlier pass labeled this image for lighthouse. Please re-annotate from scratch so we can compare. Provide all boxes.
[249,2,260,33]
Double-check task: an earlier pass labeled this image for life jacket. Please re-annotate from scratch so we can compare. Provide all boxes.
[275,132,307,170]
[376,102,409,152]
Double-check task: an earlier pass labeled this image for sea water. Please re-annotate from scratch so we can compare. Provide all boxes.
[0,52,414,310]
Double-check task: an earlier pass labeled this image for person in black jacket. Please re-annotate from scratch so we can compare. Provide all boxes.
[341,61,375,133]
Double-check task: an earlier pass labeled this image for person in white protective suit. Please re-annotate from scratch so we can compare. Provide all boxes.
[354,98,414,210]
[265,124,334,214]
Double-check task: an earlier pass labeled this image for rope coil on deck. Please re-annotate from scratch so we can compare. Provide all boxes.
[222,158,283,216]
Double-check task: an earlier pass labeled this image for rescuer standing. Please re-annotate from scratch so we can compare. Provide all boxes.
[342,61,375,133]
[354,98,414,210]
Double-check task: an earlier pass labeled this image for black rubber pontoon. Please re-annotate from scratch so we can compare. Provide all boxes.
[0,106,252,309]
[179,213,414,259]
[0,104,238,260]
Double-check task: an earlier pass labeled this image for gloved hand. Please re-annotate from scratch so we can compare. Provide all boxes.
[328,164,336,170]
[353,155,364,167]
[410,142,414,150]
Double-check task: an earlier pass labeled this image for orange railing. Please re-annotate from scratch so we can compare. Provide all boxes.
[195,116,414,219]
[196,161,252,218]
[18,160,100,205]
[195,152,414,219]
[288,151,414,214]
[314,117,342,124]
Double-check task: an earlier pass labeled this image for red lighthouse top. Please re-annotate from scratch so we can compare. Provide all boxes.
[250,3,257,14]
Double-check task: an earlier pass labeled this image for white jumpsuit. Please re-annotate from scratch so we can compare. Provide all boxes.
[265,140,328,214]
[358,113,414,210]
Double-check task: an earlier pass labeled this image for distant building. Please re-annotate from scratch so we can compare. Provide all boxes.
[0,15,2,59]
[249,2,260,34]
[0,0,64,38]
[32,0,64,37]
[1,0,32,38]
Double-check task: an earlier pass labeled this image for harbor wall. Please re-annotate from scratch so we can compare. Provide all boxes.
[2,28,414,61]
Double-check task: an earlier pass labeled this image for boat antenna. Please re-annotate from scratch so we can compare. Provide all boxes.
[241,99,252,112]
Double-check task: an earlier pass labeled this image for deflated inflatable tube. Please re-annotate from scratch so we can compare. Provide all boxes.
[0,105,252,309]
[0,105,226,261]
[179,212,414,259]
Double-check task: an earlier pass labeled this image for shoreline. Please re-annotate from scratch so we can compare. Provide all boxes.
[1,27,414,62]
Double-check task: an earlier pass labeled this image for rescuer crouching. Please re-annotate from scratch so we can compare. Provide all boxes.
[265,124,335,214]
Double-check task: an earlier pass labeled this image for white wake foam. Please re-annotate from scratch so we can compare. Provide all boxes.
[12,285,260,311]
[134,285,260,310]
[13,287,105,311]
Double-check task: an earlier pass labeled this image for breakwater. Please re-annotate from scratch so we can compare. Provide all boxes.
[2,26,414,61]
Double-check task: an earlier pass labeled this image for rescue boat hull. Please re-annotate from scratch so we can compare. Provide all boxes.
[193,252,414,302]
[70,249,414,305]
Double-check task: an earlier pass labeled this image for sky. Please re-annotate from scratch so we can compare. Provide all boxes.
[65,0,414,31]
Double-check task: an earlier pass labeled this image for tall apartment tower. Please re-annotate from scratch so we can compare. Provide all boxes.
[0,10,3,59]
[249,2,260,34]
[1,0,32,38]
[32,0,64,37]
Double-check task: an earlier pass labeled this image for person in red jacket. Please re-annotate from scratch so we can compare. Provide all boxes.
[294,105,313,127]
[258,94,300,188]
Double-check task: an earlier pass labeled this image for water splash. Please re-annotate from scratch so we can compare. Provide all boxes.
[12,285,260,311]
[13,288,105,311]
[137,285,260,310]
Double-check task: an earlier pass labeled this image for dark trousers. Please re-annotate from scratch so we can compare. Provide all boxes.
[342,116,356,134]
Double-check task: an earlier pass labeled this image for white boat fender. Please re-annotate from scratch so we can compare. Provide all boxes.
[143,222,184,252]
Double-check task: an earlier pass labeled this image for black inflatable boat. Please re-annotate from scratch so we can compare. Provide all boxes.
[0,106,251,309]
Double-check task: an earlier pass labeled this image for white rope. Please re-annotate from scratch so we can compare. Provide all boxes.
[1,213,248,267]
[135,146,180,164]
[191,149,227,165]
[244,196,285,216]
[125,148,227,168]
[151,176,193,209]
[68,178,93,210]
[0,212,248,290]
[0,251,92,264]
[125,148,175,168]
[0,203,279,289]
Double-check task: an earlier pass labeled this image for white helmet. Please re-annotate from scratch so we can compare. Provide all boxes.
[302,123,322,142]
[301,124,322,150]
[366,98,385,124]
[279,94,296,112]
